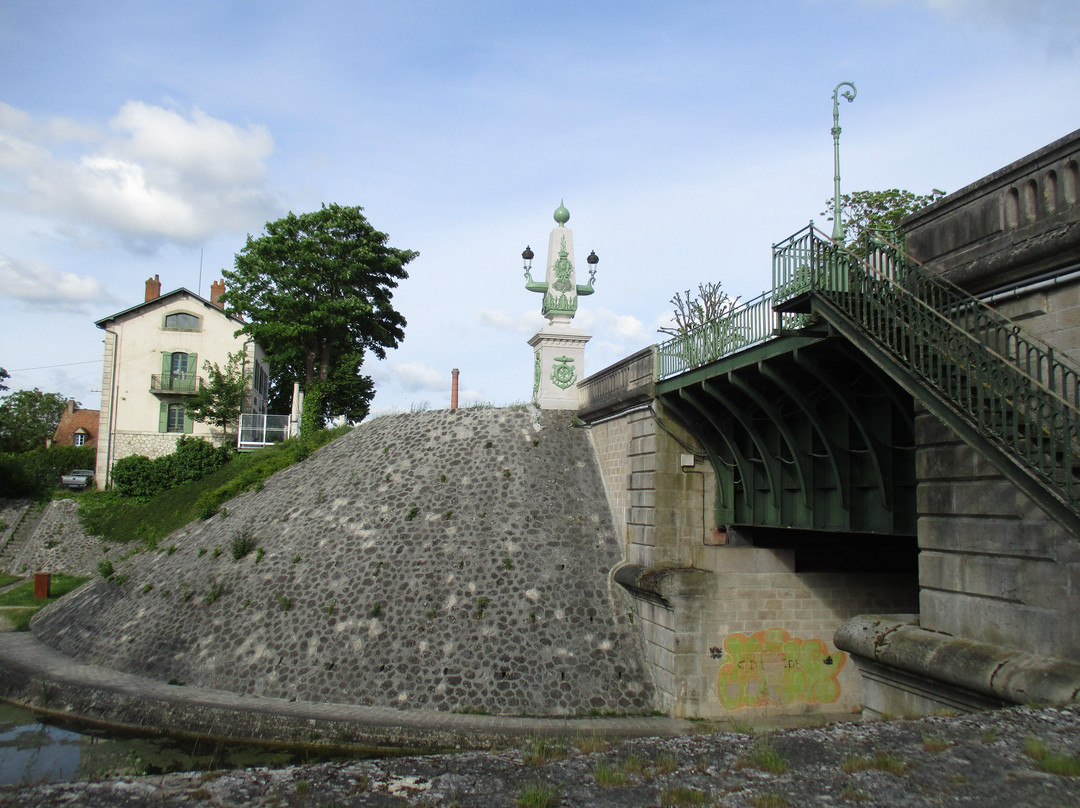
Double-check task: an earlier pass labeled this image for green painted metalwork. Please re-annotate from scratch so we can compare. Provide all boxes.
[656,289,811,380]
[830,82,857,242]
[772,223,1080,534]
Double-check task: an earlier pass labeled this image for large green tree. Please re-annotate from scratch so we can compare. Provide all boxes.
[222,204,416,430]
[822,188,946,255]
[0,388,70,453]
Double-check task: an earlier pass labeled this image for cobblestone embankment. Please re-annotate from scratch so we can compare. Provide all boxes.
[29,408,654,717]
[3,705,1079,807]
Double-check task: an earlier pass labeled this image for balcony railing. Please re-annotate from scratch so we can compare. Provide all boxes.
[150,374,203,394]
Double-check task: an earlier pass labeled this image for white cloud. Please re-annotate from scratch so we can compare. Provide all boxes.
[389,361,448,393]
[0,255,111,312]
[0,101,280,248]
[476,307,547,334]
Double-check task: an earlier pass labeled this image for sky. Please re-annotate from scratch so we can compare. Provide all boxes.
[1,0,1078,416]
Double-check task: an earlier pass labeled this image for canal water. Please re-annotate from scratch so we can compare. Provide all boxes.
[0,702,380,787]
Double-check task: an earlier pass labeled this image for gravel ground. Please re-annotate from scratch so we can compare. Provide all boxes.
[3,704,1079,807]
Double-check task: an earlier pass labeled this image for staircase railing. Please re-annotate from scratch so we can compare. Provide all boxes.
[773,223,1080,524]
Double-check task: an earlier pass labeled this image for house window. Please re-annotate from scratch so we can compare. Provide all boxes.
[170,352,189,380]
[167,403,186,433]
[164,312,200,330]
[73,430,88,446]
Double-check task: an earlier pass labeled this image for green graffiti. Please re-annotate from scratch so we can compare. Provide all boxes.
[715,628,846,711]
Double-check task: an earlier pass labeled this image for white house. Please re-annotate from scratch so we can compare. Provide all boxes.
[94,275,270,489]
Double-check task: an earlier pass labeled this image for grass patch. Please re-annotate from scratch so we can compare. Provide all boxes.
[522,736,566,766]
[655,751,679,774]
[839,784,868,801]
[574,733,609,754]
[1024,736,1080,776]
[0,575,88,607]
[922,733,954,752]
[659,785,707,806]
[736,738,788,774]
[76,427,350,547]
[516,780,560,808]
[841,750,906,776]
[0,575,89,631]
[0,573,21,587]
[749,795,790,808]
[593,761,627,787]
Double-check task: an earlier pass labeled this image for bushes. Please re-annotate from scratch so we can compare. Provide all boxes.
[112,437,232,498]
[0,444,96,497]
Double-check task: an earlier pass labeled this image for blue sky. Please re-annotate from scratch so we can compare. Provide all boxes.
[2,0,1078,415]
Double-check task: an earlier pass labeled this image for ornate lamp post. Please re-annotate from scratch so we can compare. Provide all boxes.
[831,81,857,242]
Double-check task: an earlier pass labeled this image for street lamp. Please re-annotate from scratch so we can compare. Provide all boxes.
[831,81,857,243]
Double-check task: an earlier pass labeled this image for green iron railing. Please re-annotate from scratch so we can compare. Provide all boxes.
[772,223,1080,516]
[656,289,811,380]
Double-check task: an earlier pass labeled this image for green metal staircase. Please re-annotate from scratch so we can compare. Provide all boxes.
[770,224,1080,536]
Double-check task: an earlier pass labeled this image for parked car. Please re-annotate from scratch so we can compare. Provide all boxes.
[60,469,95,489]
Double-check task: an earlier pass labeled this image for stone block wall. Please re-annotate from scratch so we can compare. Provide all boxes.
[585,390,917,719]
[915,407,1080,661]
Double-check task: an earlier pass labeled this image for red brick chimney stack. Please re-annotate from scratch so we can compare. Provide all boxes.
[210,279,226,309]
[451,368,459,410]
[145,274,161,302]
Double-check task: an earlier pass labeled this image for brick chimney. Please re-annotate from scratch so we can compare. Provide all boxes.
[210,279,226,309]
[145,274,161,302]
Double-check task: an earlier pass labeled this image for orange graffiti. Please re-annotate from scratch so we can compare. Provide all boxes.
[714,627,846,710]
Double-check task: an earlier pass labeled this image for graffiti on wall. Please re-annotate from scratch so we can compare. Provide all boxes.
[712,627,846,710]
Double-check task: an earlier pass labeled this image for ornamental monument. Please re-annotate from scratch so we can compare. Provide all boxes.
[522,202,598,409]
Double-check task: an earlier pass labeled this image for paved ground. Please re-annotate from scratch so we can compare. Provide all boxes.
[1,701,1078,806]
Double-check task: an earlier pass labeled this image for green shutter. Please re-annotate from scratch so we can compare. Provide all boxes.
[187,353,198,392]
[158,401,169,433]
[183,405,194,434]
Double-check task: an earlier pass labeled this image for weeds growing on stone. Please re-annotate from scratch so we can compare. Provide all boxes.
[575,733,609,754]
[255,548,265,563]
[474,596,489,619]
[503,468,511,479]
[516,780,559,808]
[659,785,707,806]
[292,554,301,564]
[619,754,645,775]
[503,557,514,570]
[212,547,222,558]
[593,761,626,787]
[406,506,418,520]
[204,579,223,605]
[1025,736,1080,776]
[736,738,788,774]
[749,795,790,808]
[98,559,114,579]
[655,751,679,774]
[922,733,953,752]
[841,750,906,776]
[324,601,335,616]
[198,548,207,556]
[142,583,152,594]
[294,779,309,795]
[369,603,382,618]
[840,784,868,801]
[166,544,177,555]
[230,529,255,560]
[278,596,292,612]
[522,736,566,766]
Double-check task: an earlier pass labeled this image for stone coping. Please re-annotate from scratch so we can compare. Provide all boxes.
[0,633,691,751]
[835,614,1080,706]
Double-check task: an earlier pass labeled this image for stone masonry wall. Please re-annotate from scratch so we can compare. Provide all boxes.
[916,406,1080,660]
[586,399,916,718]
[32,408,655,717]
